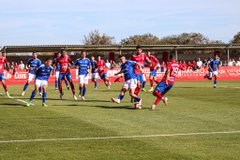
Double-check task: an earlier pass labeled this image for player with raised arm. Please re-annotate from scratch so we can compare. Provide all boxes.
[96,55,111,89]
[0,51,10,97]
[22,52,42,96]
[56,49,77,100]
[146,51,160,92]
[75,51,91,100]
[90,56,99,89]
[26,58,53,107]
[53,52,69,91]
[151,55,182,110]
[131,45,150,95]
[111,55,142,109]
[204,52,221,88]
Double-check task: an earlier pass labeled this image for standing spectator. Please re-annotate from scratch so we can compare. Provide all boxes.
[13,62,18,75]
[106,60,111,69]
[196,58,203,69]
[18,61,25,70]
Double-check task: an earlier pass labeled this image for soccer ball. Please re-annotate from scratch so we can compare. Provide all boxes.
[134,102,142,109]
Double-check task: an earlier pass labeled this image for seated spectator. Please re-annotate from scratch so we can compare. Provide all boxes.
[106,60,111,69]
[228,59,233,66]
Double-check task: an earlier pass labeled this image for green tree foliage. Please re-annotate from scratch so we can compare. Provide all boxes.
[120,33,161,45]
[83,30,115,45]
[231,32,240,43]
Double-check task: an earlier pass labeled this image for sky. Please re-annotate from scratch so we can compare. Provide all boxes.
[0,0,239,45]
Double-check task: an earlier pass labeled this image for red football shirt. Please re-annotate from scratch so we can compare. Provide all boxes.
[131,53,148,74]
[96,60,108,75]
[56,55,72,73]
[162,61,182,84]
[0,57,7,73]
[147,55,159,71]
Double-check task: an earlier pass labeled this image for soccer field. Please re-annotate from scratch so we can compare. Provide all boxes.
[0,80,239,160]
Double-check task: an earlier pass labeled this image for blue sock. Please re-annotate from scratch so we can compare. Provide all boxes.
[30,90,36,101]
[214,80,217,85]
[82,86,86,96]
[23,82,29,91]
[55,80,58,88]
[79,86,82,95]
[118,94,124,100]
[42,91,47,103]
[142,81,146,88]
[39,87,42,93]
[94,81,98,88]
[134,96,141,102]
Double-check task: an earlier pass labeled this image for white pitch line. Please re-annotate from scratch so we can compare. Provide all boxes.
[0,130,240,144]
[0,92,34,106]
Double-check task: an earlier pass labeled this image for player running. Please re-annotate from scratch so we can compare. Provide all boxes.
[90,56,99,89]
[146,51,160,92]
[56,49,77,100]
[131,45,150,95]
[111,55,142,109]
[151,55,182,110]
[22,52,42,96]
[204,52,221,88]
[96,55,111,89]
[53,52,69,90]
[26,58,53,107]
[75,51,91,100]
[0,51,10,97]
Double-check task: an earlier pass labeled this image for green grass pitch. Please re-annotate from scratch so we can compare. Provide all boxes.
[0,80,240,160]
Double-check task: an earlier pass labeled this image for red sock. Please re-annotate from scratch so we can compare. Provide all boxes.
[150,79,154,87]
[70,82,75,95]
[153,90,163,105]
[58,84,63,94]
[2,83,7,92]
[134,86,141,96]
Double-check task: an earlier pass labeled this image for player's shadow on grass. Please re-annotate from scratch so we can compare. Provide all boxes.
[0,103,22,107]
[96,90,120,93]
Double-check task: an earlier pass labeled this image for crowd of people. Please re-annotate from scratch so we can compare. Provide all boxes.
[0,47,229,109]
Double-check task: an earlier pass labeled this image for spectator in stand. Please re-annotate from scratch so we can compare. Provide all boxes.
[222,60,228,66]
[18,61,25,70]
[196,58,203,69]
[110,60,117,69]
[236,58,240,66]
[106,60,111,69]
[228,59,233,66]
[13,62,18,75]
[203,59,208,68]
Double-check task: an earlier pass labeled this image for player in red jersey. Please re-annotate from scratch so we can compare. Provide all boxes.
[146,51,160,92]
[0,51,10,97]
[131,45,150,95]
[151,55,183,110]
[96,55,111,89]
[56,49,77,100]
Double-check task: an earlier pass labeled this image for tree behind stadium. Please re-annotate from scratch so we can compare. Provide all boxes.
[83,30,116,45]
[231,32,240,43]
[120,33,161,45]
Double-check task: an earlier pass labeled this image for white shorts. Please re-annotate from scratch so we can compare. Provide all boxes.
[55,71,60,79]
[79,75,89,84]
[91,73,99,79]
[35,79,48,87]
[142,74,146,81]
[123,79,137,89]
[209,71,218,78]
[28,73,36,81]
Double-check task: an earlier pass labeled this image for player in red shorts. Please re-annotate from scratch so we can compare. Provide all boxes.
[131,45,150,96]
[146,51,160,92]
[56,49,77,100]
[151,55,183,110]
[96,55,111,89]
[0,51,10,97]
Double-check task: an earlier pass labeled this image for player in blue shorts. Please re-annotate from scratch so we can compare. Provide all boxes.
[204,52,221,88]
[90,56,99,89]
[75,51,91,100]
[111,55,142,109]
[53,52,69,91]
[22,52,42,96]
[26,58,53,107]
